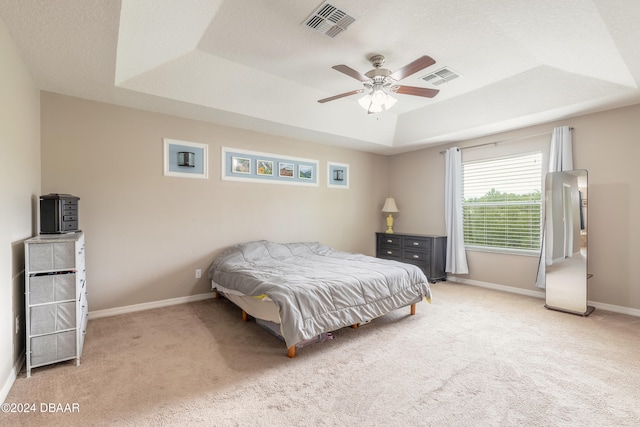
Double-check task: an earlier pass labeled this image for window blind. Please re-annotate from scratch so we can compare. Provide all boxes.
[462,152,543,252]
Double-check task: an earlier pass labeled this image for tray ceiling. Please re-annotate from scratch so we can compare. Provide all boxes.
[1,0,639,154]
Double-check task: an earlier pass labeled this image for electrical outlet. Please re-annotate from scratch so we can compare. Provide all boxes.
[15,315,20,334]
[195,269,202,279]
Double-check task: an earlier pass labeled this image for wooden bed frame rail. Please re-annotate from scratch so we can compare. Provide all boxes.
[217,290,417,358]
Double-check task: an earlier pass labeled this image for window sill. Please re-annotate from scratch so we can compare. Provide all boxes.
[464,245,540,257]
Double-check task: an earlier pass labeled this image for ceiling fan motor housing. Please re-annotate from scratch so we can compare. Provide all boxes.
[365,68,392,80]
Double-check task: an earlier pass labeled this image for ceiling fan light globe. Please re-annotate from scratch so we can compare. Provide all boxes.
[369,103,383,113]
[383,95,397,109]
[358,94,372,110]
[371,88,387,106]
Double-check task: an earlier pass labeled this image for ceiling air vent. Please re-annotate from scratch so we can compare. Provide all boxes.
[421,67,461,86]
[303,2,357,38]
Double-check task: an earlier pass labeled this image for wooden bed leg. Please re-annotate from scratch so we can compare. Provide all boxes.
[288,346,296,358]
[241,310,248,322]
[214,291,220,299]
[351,324,359,329]
[410,304,416,315]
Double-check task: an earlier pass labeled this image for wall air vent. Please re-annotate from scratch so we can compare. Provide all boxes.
[421,67,461,86]
[303,2,357,38]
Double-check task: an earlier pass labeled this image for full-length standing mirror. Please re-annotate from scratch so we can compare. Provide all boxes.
[544,169,594,316]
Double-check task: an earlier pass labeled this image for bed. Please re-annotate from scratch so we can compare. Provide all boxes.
[208,240,432,357]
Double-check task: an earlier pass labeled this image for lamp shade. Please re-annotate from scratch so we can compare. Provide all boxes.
[381,197,399,213]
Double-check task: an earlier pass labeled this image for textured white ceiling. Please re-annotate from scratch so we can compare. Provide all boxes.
[1,0,639,153]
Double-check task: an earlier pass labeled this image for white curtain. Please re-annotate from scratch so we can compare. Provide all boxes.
[548,126,574,172]
[444,147,469,274]
[536,126,573,288]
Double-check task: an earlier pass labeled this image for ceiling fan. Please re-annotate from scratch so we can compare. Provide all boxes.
[318,54,440,114]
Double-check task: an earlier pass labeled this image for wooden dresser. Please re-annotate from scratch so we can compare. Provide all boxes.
[376,232,447,283]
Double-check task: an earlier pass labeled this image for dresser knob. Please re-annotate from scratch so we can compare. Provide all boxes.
[386,251,392,255]
[413,242,419,246]
[386,239,392,243]
[413,255,419,259]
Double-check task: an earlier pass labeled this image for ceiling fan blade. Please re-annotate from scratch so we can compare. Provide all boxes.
[318,89,365,103]
[332,65,370,82]
[390,85,439,98]
[389,55,436,81]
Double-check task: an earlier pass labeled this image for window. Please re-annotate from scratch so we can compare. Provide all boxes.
[462,152,543,253]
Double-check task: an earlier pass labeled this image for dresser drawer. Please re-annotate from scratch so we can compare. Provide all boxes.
[404,258,431,273]
[28,242,76,272]
[30,301,76,335]
[61,221,79,232]
[30,330,76,367]
[29,273,76,304]
[404,250,429,262]
[379,235,401,247]
[403,236,431,250]
[378,246,401,259]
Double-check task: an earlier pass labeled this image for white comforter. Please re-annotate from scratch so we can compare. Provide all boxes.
[208,240,431,348]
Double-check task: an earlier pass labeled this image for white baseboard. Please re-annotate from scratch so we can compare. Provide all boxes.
[1,352,25,404]
[447,277,546,299]
[446,277,640,317]
[88,293,217,319]
[587,300,640,317]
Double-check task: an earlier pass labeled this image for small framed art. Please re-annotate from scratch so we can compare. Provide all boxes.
[279,162,294,178]
[298,165,313,180]
[328,162,349,189]
[231,156,251,174]
[163,138,208,179]
[257,159,274,176]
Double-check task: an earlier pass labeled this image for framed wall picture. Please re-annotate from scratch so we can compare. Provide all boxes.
[257,159,274,176]
[328,162,349,189]
[298,165,313,180]
[221,147,319,186]
[279,162,294,178]
[163,138,208,179]
[231,156,251,174]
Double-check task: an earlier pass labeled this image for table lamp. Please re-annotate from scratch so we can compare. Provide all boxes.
[382,197,399,234]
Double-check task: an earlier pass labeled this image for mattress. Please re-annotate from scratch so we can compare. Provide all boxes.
[216,283,281,324]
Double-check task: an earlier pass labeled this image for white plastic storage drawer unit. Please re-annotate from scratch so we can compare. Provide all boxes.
[24,232,87,377]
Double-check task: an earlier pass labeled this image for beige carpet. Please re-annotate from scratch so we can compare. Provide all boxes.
[3,282,640,426]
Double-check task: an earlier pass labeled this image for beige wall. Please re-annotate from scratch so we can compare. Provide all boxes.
[0,19,40,400]
[39,92,640,315]
[389,103,640,311]
[40,92,390,312]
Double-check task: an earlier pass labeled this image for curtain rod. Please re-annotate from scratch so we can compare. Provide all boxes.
[438,128,572,154]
